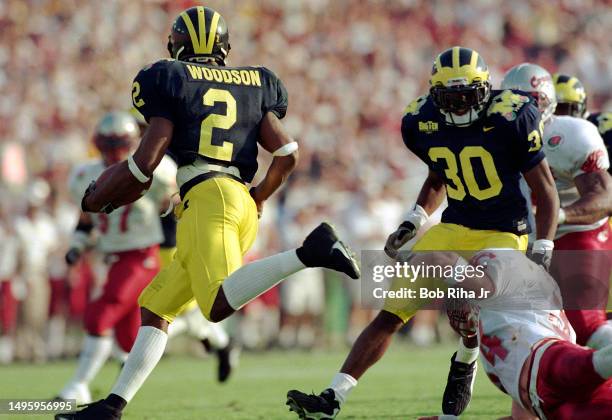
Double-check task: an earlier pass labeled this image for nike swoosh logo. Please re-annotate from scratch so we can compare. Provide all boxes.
[332,241,352,261]
[483,126,494,132]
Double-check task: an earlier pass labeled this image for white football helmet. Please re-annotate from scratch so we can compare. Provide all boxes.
[500,63,557,123]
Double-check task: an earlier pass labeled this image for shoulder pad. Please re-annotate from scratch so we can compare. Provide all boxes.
[140,58,176,71]
[486,90,532,122]
[594,111,612,135]
[403,95,429,116]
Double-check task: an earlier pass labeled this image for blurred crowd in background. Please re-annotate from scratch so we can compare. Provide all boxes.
[0,0,610,363]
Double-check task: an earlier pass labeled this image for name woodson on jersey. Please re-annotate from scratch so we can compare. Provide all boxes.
[131,59,288,183]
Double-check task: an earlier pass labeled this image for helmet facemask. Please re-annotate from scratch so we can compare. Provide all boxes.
[555,101,587,118]
[94,112,139,166]
[431,80,491,127]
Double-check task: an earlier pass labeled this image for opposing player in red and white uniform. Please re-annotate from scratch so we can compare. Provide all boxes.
[502,64,612,349]
[58,111,176,403]
[417,250,612,420]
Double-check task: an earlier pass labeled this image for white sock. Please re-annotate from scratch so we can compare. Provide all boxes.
[222,250,305,310]
[68,335,112,385]
[587,322,612,350]
[593,344,612,379]
[110,326,167,402]
[329,372,357,404]
[456,337,479,364]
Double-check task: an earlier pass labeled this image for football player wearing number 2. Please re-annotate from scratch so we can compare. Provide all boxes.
[56,6,360,420]
[287,47,559,419]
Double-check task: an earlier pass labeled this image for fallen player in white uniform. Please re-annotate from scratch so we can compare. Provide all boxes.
[416,249,612,420]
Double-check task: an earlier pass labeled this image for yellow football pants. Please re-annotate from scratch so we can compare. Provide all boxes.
[139,177,258,322]
[383,222,528,323]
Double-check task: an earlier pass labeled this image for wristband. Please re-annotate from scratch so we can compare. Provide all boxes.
[272,141,298,157]
[128,155,151,183]
[533,239,554,252]
[405,204,429,231]
[558,208,566,225]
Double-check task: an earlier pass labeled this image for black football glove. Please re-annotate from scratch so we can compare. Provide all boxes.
[384,221,417,259]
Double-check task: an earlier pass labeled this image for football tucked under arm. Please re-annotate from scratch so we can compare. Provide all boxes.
[81,161,152,213]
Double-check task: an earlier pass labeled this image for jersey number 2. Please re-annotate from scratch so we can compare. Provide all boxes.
[429,146,502,201]
[199,88,236,161]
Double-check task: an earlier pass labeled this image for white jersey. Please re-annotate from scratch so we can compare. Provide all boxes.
[69,156,177,253]
[468,251,575,405]
[543,116,609,238]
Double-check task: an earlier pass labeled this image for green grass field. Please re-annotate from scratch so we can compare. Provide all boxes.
[0,342,509,419]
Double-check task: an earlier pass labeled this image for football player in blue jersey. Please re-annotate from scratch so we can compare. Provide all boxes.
[287,47,559,419]
[56,6,360,420]
[553,73,612,174]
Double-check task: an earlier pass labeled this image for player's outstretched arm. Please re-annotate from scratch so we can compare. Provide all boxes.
[523,159,559,241]
[562,170,612,224]
[251,112,298,216]
[82,117,173,213]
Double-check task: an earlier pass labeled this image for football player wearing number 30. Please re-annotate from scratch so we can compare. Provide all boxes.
[287,47,559,419]
[56,6,360,420]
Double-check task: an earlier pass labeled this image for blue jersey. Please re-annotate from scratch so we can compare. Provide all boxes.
[131,59,288,183]
[401,89,545,235]
[587,112,612,174]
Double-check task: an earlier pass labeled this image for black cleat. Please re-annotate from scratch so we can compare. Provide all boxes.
[216,340,239,383]
[286,388,340,420]
[296,223,360,279]
[442,352,477,416]
[54,399,122,420]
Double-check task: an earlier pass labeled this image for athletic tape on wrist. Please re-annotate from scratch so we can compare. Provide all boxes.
[272,141,298,157]
[127,155,151,183]
[405,204,429,230]
[533,238,554,252]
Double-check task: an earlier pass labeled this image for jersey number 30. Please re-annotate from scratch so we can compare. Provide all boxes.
[199,88,237,161]
[429,146,502,201]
